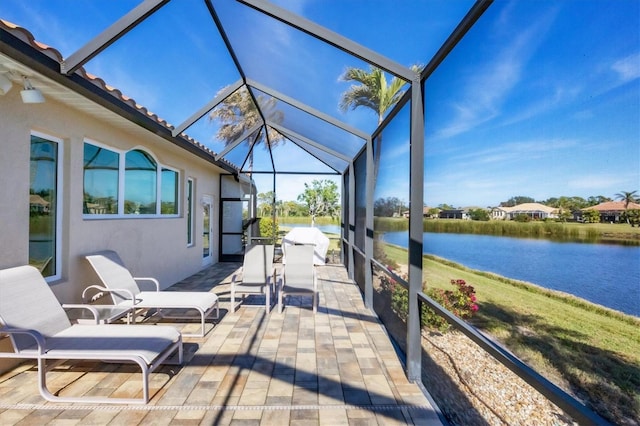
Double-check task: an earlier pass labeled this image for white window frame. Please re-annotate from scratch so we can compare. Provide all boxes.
[160,165,180,216]
[82,139,180,219]
[31,131,63,282]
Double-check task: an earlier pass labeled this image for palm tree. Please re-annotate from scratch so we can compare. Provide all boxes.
[209,86,285,240]
[615,190,638,208]
[339,64,420,182]
[209,86,285,172]
[615,190,638,225]
[339,64,420,125]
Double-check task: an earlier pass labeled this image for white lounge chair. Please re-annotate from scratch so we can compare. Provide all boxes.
[84,250,219,338]
[0,265,183,404]
[231,244,275,313]
[278,244,318,313]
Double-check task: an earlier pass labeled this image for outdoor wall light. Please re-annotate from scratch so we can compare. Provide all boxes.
[0,73,12,95]
[20,76,45,103]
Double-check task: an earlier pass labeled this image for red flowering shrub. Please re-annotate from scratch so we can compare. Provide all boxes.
[379,273,479,333]
[424,279,479,331]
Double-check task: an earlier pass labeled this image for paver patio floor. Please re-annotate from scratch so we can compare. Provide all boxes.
[0,261,442,425]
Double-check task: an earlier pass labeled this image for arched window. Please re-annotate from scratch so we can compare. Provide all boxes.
[83,142,179,217]
[125,149,157,214]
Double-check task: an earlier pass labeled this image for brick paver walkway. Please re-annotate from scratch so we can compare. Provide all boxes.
[0,261,442,425]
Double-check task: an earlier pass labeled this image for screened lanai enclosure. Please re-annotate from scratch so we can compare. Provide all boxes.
[1,0,638,424]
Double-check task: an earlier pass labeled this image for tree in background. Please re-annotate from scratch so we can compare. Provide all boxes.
[258,216,279,242]
[615,190,638,208]
[543,196,589,211]
[583,209,601,223]
[280,200,306,217]
[209,86,285,172]
[438,203,454,210]
[615,190,639,225]
[339,64,421,181]
[374,196,407,217]
[297,179,340,226]
[257,191,274,217]
[587,195,612,206]
[469,208,490,221]
[427,207,441,218]
[339,65,418,125]
[500,196,535,207]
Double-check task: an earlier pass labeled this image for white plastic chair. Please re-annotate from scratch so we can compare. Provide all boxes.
[278,244,317,313]
[231,244,275,312]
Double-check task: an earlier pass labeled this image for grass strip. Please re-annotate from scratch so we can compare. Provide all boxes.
[381,242,639,423]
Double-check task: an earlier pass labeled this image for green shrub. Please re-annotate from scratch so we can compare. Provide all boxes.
[379,272,478,332]
[259,217,279,241]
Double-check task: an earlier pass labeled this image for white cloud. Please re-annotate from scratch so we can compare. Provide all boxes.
[435,9,558,139]
[612,53,640,83]
[567,174,631,190]
[453,138,579,166]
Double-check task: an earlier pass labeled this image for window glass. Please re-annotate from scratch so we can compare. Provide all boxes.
[161,168,178,214]
[342,170,350,238]
[125,149,157,214]
[354,151,367,251]
[29,135,58,278]
[83,143,119,214]
[373,103,410,269]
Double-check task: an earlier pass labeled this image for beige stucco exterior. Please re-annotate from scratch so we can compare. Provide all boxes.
[0,78,230,303]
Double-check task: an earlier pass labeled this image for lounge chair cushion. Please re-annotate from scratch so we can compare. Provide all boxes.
[133,291,218,311]
[85,250,143,303]
[0,265,183,404]
[28,324,180,365]
[84,250,219,337]
[0,265,72,350]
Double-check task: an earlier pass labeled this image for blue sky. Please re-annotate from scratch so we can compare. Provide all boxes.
[1,0,638,207]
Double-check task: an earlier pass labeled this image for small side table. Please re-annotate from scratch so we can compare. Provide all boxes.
[63,304,133,325]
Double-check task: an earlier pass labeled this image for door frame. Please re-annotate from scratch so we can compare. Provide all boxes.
[201,194,213,266]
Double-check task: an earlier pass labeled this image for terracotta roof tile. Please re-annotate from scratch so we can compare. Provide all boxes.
[583,201,640,211]
[0,19,233,167]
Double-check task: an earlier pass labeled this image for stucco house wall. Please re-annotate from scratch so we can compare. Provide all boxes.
[0,83,231,304]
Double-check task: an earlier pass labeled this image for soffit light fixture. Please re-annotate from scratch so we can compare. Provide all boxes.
[20,76,45,103]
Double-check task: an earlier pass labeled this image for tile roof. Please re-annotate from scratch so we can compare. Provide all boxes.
[0,19,237,171]
[583,201,640,211]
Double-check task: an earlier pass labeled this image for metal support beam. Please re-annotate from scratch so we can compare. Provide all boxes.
[236,0,413,82]
[276,133,341,174]
[61,0,169,74]
[406,78,425,382]
[348,162,356,280]
[266,122,352,163]
[421,0,493,81]
[205,0,247,81]
[173,78,244,137]
[214,122,263,160]
[364,135,375,310]
[247,78,369,141]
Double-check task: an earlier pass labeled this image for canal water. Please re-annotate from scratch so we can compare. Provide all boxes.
[380,231,640,317]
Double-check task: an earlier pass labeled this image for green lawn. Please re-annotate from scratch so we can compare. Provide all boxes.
[380,243,639,424]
